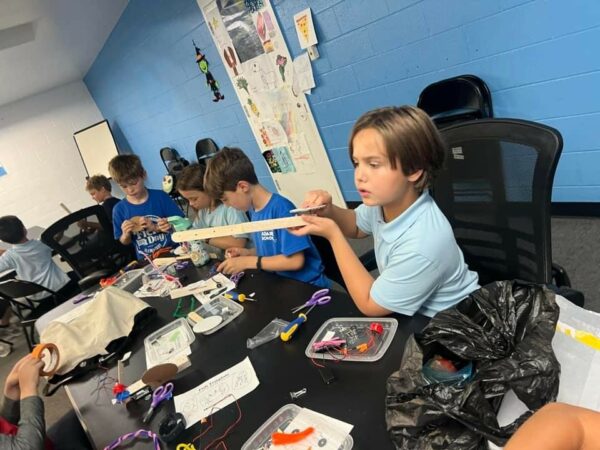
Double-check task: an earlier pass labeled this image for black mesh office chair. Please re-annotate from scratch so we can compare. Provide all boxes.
[432,118,583,306]
[0,279,61,350]
[41,205,133,288]
[195,138,219,166]
[418,75,493,128]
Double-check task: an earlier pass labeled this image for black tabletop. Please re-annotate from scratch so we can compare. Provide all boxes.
[65,267,429,449]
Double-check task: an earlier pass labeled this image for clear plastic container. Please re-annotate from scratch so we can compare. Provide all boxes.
[241,404,353,450]
[246,318,289,349]
[305,317,398,363]
[111,268,145,293]
[144,318,195,367]
[187,295,243,335]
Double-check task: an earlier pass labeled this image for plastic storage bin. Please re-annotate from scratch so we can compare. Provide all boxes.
[187,295,243,335]
[305,317,398,362]
[144,318,195,367]
[241,404,353,450]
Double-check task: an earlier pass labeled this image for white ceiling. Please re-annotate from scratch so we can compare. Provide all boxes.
[0,0,128,107]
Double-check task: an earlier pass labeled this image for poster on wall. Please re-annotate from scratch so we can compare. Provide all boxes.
[196,0,345,207]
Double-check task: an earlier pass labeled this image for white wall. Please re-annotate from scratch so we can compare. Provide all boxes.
[0,81,106,228]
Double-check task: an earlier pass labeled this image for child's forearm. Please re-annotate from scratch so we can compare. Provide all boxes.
[261,252,304,272]
[119,233,132,245]
[328,230,390,316]
[329,206,364,239]
[209,236,247,250]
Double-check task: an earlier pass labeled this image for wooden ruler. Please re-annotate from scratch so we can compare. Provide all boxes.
[171,216,306,242]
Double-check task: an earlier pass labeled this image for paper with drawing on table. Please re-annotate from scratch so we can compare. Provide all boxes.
[174,357,259,428]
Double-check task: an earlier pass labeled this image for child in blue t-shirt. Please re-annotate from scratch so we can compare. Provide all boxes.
[176,163,250,258]
[203,147,329,288]
[108,154,184,259]
[292,106,479,317]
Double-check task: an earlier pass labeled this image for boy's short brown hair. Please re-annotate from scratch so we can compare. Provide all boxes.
[108,154,146,184]
[204,147,259,199]
[86,175,112,192]
[349,105,446,192]
[0,215,25,244]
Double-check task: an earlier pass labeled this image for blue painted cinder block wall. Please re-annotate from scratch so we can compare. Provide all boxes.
[85,0,600,202]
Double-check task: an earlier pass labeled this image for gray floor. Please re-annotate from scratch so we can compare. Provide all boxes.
[0,215,598,430]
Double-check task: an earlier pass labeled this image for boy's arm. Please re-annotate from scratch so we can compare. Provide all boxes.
[208,236,247,250]
[0,250,13,272]
[217,250,304,274]
[302,190,368,239]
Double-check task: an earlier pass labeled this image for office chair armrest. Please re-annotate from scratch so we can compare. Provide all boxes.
[552,263,572,287]
[78,269,112,291]
[359,249,377,272]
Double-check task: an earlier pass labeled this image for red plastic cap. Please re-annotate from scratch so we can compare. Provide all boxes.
[370,322,384,334]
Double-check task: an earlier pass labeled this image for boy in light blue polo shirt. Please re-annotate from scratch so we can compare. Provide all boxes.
[292,106,478,317]
[203,147,329,288]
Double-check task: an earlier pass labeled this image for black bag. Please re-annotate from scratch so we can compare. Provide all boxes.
[386,280,560,449]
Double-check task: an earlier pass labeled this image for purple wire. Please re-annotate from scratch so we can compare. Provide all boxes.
[104,429,161,450]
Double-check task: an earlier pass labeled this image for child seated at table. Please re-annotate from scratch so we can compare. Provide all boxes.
[84,175,120,224]
[176,163,250,258]
[204,147,329,288]
[108,154,184,259]
[292,106,479,317]
[0,215,79,302]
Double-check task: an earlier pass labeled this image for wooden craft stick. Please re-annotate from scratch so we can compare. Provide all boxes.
[152,252,200,267]
[171,216,306,243]
[59,203,72,214]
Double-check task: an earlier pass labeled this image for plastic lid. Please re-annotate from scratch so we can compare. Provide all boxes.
[241,404,353,450]
[305,317,398,363]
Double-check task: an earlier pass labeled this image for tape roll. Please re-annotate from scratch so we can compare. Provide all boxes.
[31,343,60,376]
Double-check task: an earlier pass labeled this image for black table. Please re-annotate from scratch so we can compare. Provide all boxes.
[63,268,429,449]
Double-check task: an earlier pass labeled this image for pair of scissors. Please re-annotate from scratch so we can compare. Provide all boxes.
[291,289,332,315]
[142,382,174,423]
[230,271,245,286]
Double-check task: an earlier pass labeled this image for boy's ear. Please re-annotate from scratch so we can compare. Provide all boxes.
[236,180,250,192]
[407,169,424,183]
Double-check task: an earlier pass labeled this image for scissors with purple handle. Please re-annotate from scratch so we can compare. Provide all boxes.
[291,289,332,315]
[142,382,174,424]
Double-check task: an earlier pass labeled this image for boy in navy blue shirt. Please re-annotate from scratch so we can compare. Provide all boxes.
[108,154,184,259]
[204,147,329,288]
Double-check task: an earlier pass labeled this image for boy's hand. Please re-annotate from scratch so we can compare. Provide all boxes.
[302,190,333,217]
[224,247,250,259]
[4,355,30,400]
[156,218,172,233]
[289,215,340,240]
[18,356,43,398]
[218,256,255,274]
[142,217,158,232]
[121,220,135,236]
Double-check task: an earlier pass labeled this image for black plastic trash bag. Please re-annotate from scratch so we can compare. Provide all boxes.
[386,280,560,450]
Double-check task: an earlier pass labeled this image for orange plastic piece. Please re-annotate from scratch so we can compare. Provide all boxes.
[271,427,315,445]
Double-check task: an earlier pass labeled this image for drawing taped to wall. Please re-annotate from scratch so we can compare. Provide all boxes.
[193,41,225,102]
[196,0,345,207]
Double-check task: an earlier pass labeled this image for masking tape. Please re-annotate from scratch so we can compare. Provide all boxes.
[31,343,60,376]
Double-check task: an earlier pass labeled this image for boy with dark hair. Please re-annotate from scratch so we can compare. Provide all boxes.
[85,175,120,222]
[108,154,184,258]
[0,216,78,355]
[204,147,328,288]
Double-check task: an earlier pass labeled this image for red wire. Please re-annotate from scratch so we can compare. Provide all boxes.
[192,394,242,450]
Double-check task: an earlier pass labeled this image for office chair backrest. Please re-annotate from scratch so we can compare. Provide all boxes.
[195,138,219,166]
[432,119,561,285]
[418,75,493,128]
[41,205,129,279]
[160,147,189,178]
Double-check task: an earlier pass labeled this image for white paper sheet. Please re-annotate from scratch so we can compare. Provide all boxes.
[293,52,315,94]
[174,357,259,428]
